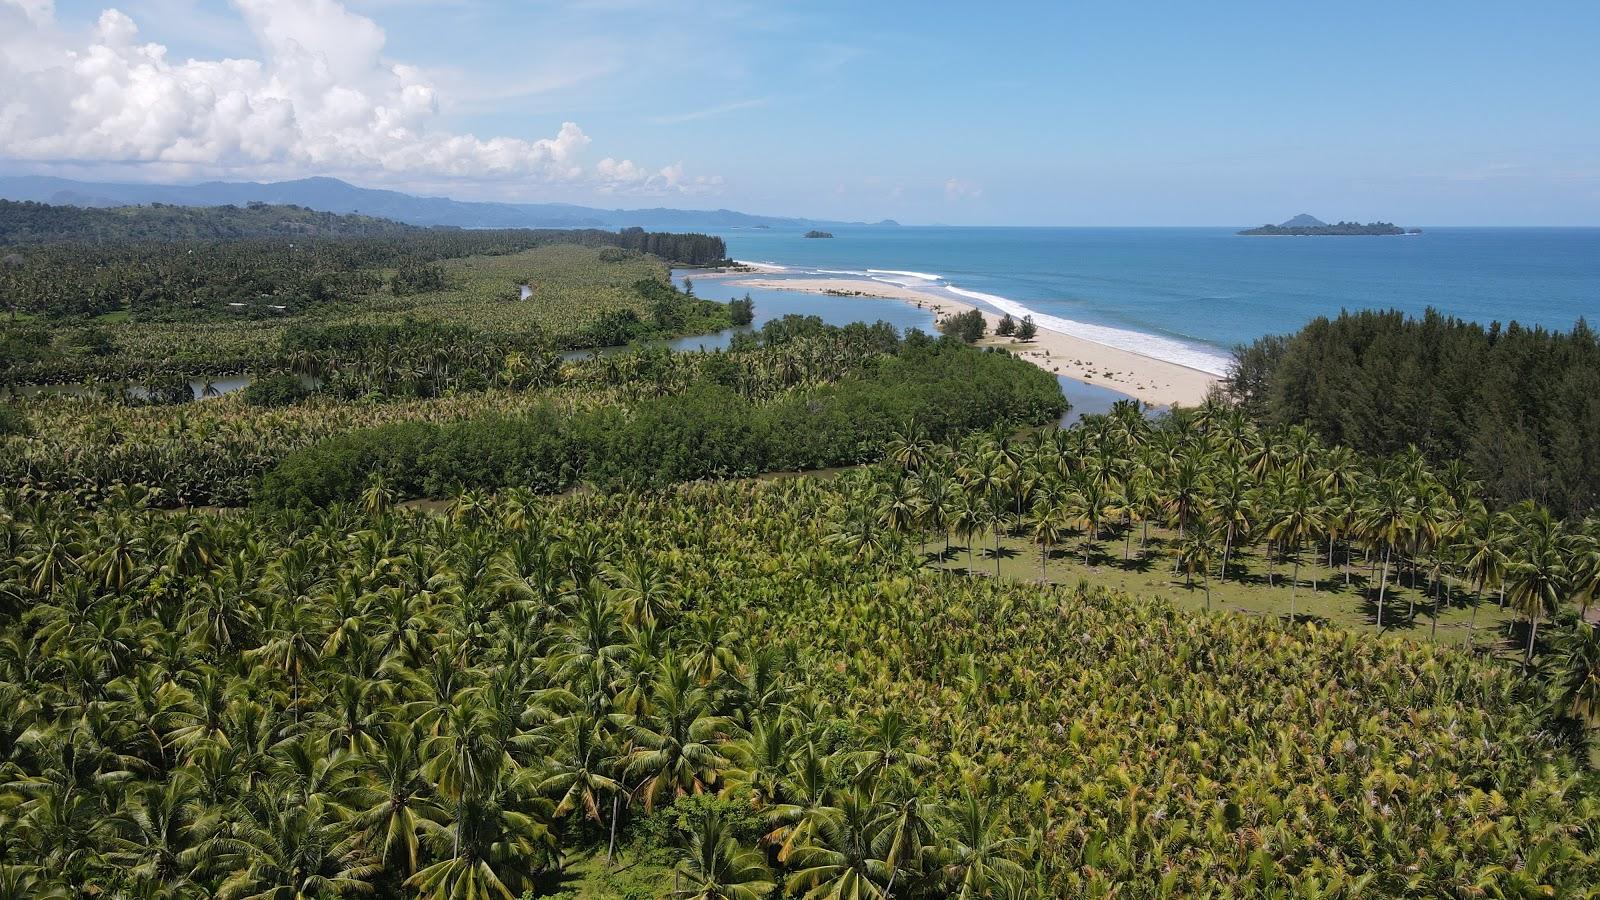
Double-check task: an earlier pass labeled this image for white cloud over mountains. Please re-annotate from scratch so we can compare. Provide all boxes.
[0,0,716,194]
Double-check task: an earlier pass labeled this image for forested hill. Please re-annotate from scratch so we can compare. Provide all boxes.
[1239,220,1415,236]
[0,199,415,245]
[1,200,728,265]
[1228,308,1600,515]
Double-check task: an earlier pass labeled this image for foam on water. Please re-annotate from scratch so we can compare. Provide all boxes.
[867,268,942,281]
[944,286,1234,376]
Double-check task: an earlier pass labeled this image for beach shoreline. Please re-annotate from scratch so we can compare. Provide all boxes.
[705,271,1220,408]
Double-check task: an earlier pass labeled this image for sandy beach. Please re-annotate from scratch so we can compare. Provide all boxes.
[718,275,1220,408]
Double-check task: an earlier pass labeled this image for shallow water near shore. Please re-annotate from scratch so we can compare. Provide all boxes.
[670,271,1136,420]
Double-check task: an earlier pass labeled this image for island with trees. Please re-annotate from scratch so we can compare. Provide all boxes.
[803,229,834,238]
[1240,214,1420,236]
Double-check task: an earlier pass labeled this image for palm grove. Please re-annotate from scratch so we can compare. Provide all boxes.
[1,203,1600,896]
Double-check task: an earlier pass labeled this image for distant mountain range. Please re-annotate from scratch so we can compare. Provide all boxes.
[0,175,897,231]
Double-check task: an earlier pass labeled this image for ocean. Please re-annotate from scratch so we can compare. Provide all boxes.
[701,226,1600,376]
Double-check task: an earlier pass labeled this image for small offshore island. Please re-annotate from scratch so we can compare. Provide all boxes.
[1240,213,1420,236]
[803,229,834,238]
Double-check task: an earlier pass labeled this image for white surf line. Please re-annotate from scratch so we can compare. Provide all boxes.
[944,285,1233,376]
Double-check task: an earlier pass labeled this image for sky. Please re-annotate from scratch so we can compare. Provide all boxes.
[1,0,1598,225]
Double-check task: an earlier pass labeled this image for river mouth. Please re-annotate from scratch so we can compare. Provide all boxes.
[14,271,1136,421]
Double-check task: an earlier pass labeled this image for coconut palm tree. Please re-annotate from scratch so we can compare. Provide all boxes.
[1504,505,1570,667]
[406,789,557,900]
[785,788,892,900]
[672,811,775,900]
[1023,495,1065,583]
[619,661,737,811]
[1358,469,1416,629]
[1455,502,1511,648]
[936,790,1026,900]
[1556,622,1600,727]
[1178,520,1218,610]
[1266,479,1324,621]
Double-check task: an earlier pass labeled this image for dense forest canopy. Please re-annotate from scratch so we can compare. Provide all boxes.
[1227,308,1600,516]
[0,202,728,322]
[0,199,412,244]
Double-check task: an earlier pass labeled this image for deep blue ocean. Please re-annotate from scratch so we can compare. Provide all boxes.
[703,226,1600,376]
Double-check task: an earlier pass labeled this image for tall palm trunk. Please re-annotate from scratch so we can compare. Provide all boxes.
[1525,608,1541,669]
[1466,587,1482,648]
[1289,548,1299,622]
[607,794,620,864]
[1220,530,1233,583]
[1376,544,1391,628]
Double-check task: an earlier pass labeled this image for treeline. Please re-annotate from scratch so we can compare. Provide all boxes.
[0,198,411,245]
[0,212,727,320]
[0,319,918,506]
[1228,308,1600,516]
[1238,221,1412,236]
[260,337,1065,507]
[613,226,729,267]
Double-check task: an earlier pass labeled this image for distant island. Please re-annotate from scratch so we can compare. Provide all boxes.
[804,230,834,238]
[1240,214,1419,236]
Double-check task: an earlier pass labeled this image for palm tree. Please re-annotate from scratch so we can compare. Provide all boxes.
[951,492,984,574]
[1023,495,1064,583]
[352,724,443,876]
[672,811,776,900]
[937,790,1026,900]
[530,716,623,861]
[1178,520,1218,610]
[215,793,379,900]
[976,496,1011,579]
[620,661,737,811]
[1557,622,1600,728]
[1455,503,1510,648]
[1358,470,1416,629]
[1266,479,1324,621]
[1505,506,1569,667]
[1209,470,1254,583]
[786,788,892,900]
[407,790,557,900]
[1062,479,1112,566]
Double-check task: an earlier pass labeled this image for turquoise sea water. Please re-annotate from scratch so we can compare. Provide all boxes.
[706,226,1600,376]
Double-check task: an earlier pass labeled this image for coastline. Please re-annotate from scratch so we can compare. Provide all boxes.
[710,273,1220,408]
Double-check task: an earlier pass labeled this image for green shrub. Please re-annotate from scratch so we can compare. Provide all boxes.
[0,404,29,437]
[242,374,312,408]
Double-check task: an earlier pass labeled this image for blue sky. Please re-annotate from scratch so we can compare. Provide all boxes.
[5,0,1599,223]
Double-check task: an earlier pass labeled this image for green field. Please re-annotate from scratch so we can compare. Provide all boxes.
[931,524,1520,649]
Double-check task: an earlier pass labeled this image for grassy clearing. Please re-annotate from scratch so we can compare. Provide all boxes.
[360,244,668,335]
[534,847,674,899]
[27,246,674,377]
[928,523,1520,651]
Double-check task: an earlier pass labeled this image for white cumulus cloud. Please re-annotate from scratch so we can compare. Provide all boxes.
[0,0,717,194]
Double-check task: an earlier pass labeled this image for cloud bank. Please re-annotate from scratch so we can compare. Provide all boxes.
[0,0,716,195]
